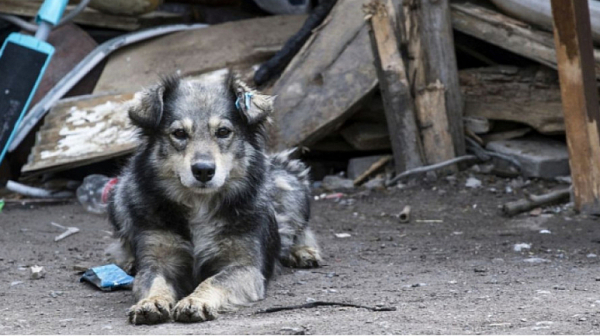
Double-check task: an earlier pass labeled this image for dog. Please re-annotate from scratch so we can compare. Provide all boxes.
[107,74,321,325]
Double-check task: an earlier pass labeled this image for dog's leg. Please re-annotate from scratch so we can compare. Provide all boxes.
[172,265,265,323]
[128,231,193,325]
[286,228,322,268]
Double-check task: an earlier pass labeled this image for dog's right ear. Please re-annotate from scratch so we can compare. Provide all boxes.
[128,76,179,131]
[128,85,165,131]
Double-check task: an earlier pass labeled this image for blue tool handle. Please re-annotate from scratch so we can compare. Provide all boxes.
[36,0,69,25]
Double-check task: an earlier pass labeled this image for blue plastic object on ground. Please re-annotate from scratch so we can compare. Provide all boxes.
[80,264,134,291]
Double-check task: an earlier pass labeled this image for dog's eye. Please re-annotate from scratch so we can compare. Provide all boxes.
[172,129,187,140]
[216,127,231,138]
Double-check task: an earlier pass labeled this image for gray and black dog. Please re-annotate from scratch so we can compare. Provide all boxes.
[107,74,321,325]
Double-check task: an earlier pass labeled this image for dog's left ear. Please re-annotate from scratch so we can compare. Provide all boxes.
[230,76,274,125]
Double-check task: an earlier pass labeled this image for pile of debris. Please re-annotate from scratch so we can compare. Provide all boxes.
[0,0,589,213]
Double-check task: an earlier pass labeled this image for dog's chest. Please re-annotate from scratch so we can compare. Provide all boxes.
[188,205,224,264]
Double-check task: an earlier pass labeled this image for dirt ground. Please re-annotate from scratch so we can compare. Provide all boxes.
[1,172,600,335]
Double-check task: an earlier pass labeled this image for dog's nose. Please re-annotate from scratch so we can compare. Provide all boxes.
[191,162,216,183]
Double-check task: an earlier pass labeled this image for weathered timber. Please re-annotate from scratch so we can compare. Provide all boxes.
[551,0,600,213]
[340,123,391,151]
[451,2,600,79]
[94,15,306,93]
[403,0,464,157]
[270,0,377,150]
[460,66,564,134]
[366,0,424,173]
[481,128,532,145]
[0,0,184,31]
[414,81,456,167]
[503,188,571,216]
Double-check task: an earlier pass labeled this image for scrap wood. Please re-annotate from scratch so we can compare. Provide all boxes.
[366,0,425,173]
[353,155,392,186]
[256,301,396,314]
[0,0,185,31]
[93,15,306,94]
[481,128,532,145]
[270,0,377,150]
[460,66,564,135]
[502,188,571,216]
[451,2,600,79]
[402,0,465,158]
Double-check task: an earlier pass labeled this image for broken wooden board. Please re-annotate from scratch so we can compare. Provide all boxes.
[451,2,600,79]
[340,123,391,151]
[22,70,230,175]
[0,0,185,31]
[269,0,377,151]
[460,66,564,134]
[94,15,306,94]
[415,81,456,167]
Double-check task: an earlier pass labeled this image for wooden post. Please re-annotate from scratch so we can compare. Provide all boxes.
[403,0,465,158]
[366,0,425,173]
[414,80,456,167]
[550,0,600,213]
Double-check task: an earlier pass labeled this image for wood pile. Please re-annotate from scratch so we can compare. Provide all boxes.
[5,0,600,212]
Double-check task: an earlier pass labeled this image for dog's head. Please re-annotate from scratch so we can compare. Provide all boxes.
[129,74,273,195]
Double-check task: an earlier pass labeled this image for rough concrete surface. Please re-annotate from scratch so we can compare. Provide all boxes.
[1,173,599,334]
[486,137,570,178]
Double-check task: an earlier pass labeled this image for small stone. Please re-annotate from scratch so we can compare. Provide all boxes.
[579,317,587,322]
[587,253,597,258]
[524,257,549,264]
[553,285,566,290]
[322,175,354,191]
[334,233,351,238]
[539,229,551,234]
[280,327,305,335]
[465,177,482,188]
[10,281,23,287]
[30,265,45,280]
[514,243,531,252]
[363,177,385,190]
[306,297,316,303]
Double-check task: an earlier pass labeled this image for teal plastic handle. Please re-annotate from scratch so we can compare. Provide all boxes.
[36,0,69,25]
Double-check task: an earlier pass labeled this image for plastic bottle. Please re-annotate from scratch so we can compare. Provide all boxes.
[76,174,118,215]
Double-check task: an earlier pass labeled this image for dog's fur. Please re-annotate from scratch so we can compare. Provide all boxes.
[107,75,321,325]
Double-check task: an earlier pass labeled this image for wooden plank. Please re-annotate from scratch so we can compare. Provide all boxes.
[451,2,600,79]
[0,0,184,31]
[94,15,307,93]
[460,66,564,134]
[403,0,464,157]
[414,81,456,167]
[22,69,230,175]
[340,123,391,151]
[366,0,424,173]
[551,0,600,213]
[269,0,377,150]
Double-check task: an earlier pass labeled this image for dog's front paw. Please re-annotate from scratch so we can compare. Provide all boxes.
[172,296,219,323]
[128,296,172,325]
[289,246,322,268]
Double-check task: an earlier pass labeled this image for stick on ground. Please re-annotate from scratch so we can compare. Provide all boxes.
[502,188,571,216]
[256,301,396,314]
